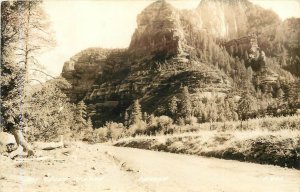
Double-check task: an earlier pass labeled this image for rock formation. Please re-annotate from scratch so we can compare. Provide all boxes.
[129,0,184,56]
[196,0,249,39]
[61,0,298,126]
[62,48,125,102]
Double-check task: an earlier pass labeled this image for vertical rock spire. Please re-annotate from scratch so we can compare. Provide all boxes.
[129,0,184,56]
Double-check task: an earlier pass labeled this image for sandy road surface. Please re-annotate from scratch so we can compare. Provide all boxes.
[0,143,299,192]
[0,143,147,192]
[103,145,300,192]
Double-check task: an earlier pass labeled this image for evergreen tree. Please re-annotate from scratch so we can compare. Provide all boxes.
[276,88,284,99]
[84,117,94,141]
[23,78,74,141]
[238,91,257,129]
[75,101,87,125]
[143,112,149,123]
[238,91,255,120]
[1,1,54,154]
[208,100,218,129]
[87,117,93,129]
[148,114,156,127]
[288,80,300,104]
[129,99,142,125]
[217,107,226,122]
[224,99,232,121]
[106,124,112,141]
[181,86,192,118]
[124,111,129,127]
[168,96,178,119]
[74,100,88,138]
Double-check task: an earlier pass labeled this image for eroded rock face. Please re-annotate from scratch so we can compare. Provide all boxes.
[196,0,281,52]
[225,34,259,59]
[61,48,125,102]
[280,18,300,53]
[129,0,184,56]
[61,1,232,124]
[61,0,297,127]
[196,0,249,39]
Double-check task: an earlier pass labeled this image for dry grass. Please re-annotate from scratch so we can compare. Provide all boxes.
[114,129,300,169]
[191,115,300,132]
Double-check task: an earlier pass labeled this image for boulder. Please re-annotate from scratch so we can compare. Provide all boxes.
[0,132,17,153]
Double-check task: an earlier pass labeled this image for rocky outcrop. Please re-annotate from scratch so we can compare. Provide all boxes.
[196,0,281,56]
[61,48,125,102]
[196,0,249,39]
[276,18,300,58]
[80,1,232,126]
[223,34,284,85]
[224,34,267,71]
[0,132,16,153]
[129,0,184,56]
[278,18,300,77]
[224,34,259,59]
[61,0,297,127]
[84,54,231,126]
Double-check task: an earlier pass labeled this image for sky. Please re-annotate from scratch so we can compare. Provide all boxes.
[38,0,300,77]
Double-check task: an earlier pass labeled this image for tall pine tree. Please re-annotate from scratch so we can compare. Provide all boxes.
[181,86,192,118]
[168,96,178,120]
[129,99,142,126]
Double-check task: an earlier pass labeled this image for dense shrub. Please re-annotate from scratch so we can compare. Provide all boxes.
[185,116,198,125]
[190,115,300,132]
[128,121,147,136]
[89,114,300,143]
[93,128,108,143]
[92,122,126,142]
[156,116,174,134]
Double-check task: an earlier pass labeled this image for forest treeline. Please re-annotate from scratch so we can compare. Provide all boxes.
[1,1,300,149]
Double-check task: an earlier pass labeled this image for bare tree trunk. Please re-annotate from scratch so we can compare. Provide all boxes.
[12,128,34,156]
[24,2,31,84]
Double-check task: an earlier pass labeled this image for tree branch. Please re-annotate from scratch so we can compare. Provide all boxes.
[29,68,56,79]
[29,78,43,85]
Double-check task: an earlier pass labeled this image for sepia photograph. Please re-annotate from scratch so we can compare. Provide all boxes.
[1,0,300,191]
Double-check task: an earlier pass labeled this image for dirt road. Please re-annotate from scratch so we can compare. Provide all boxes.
[1,143,299,192]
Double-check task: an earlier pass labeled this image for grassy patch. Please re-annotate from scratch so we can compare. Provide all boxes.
[114,130,300,169]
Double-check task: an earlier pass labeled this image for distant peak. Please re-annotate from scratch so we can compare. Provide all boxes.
[129,0,181,55]
[198,0,250,7]
[153,0,167,4]
[146,0,174,10]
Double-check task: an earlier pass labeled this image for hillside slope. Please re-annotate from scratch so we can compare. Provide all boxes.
[61,0,299,127]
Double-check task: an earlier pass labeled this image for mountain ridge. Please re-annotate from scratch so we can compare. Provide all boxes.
[61,0,299,126]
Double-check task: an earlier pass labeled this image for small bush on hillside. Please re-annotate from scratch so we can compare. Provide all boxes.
[91,114,300,143]
[177,117,185,126]
[103,122,126,140]
[92,122,126,142]
[93,128,107,143]
[128,121,147,136]
[185,116,198,125]
[156,116,174,134]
